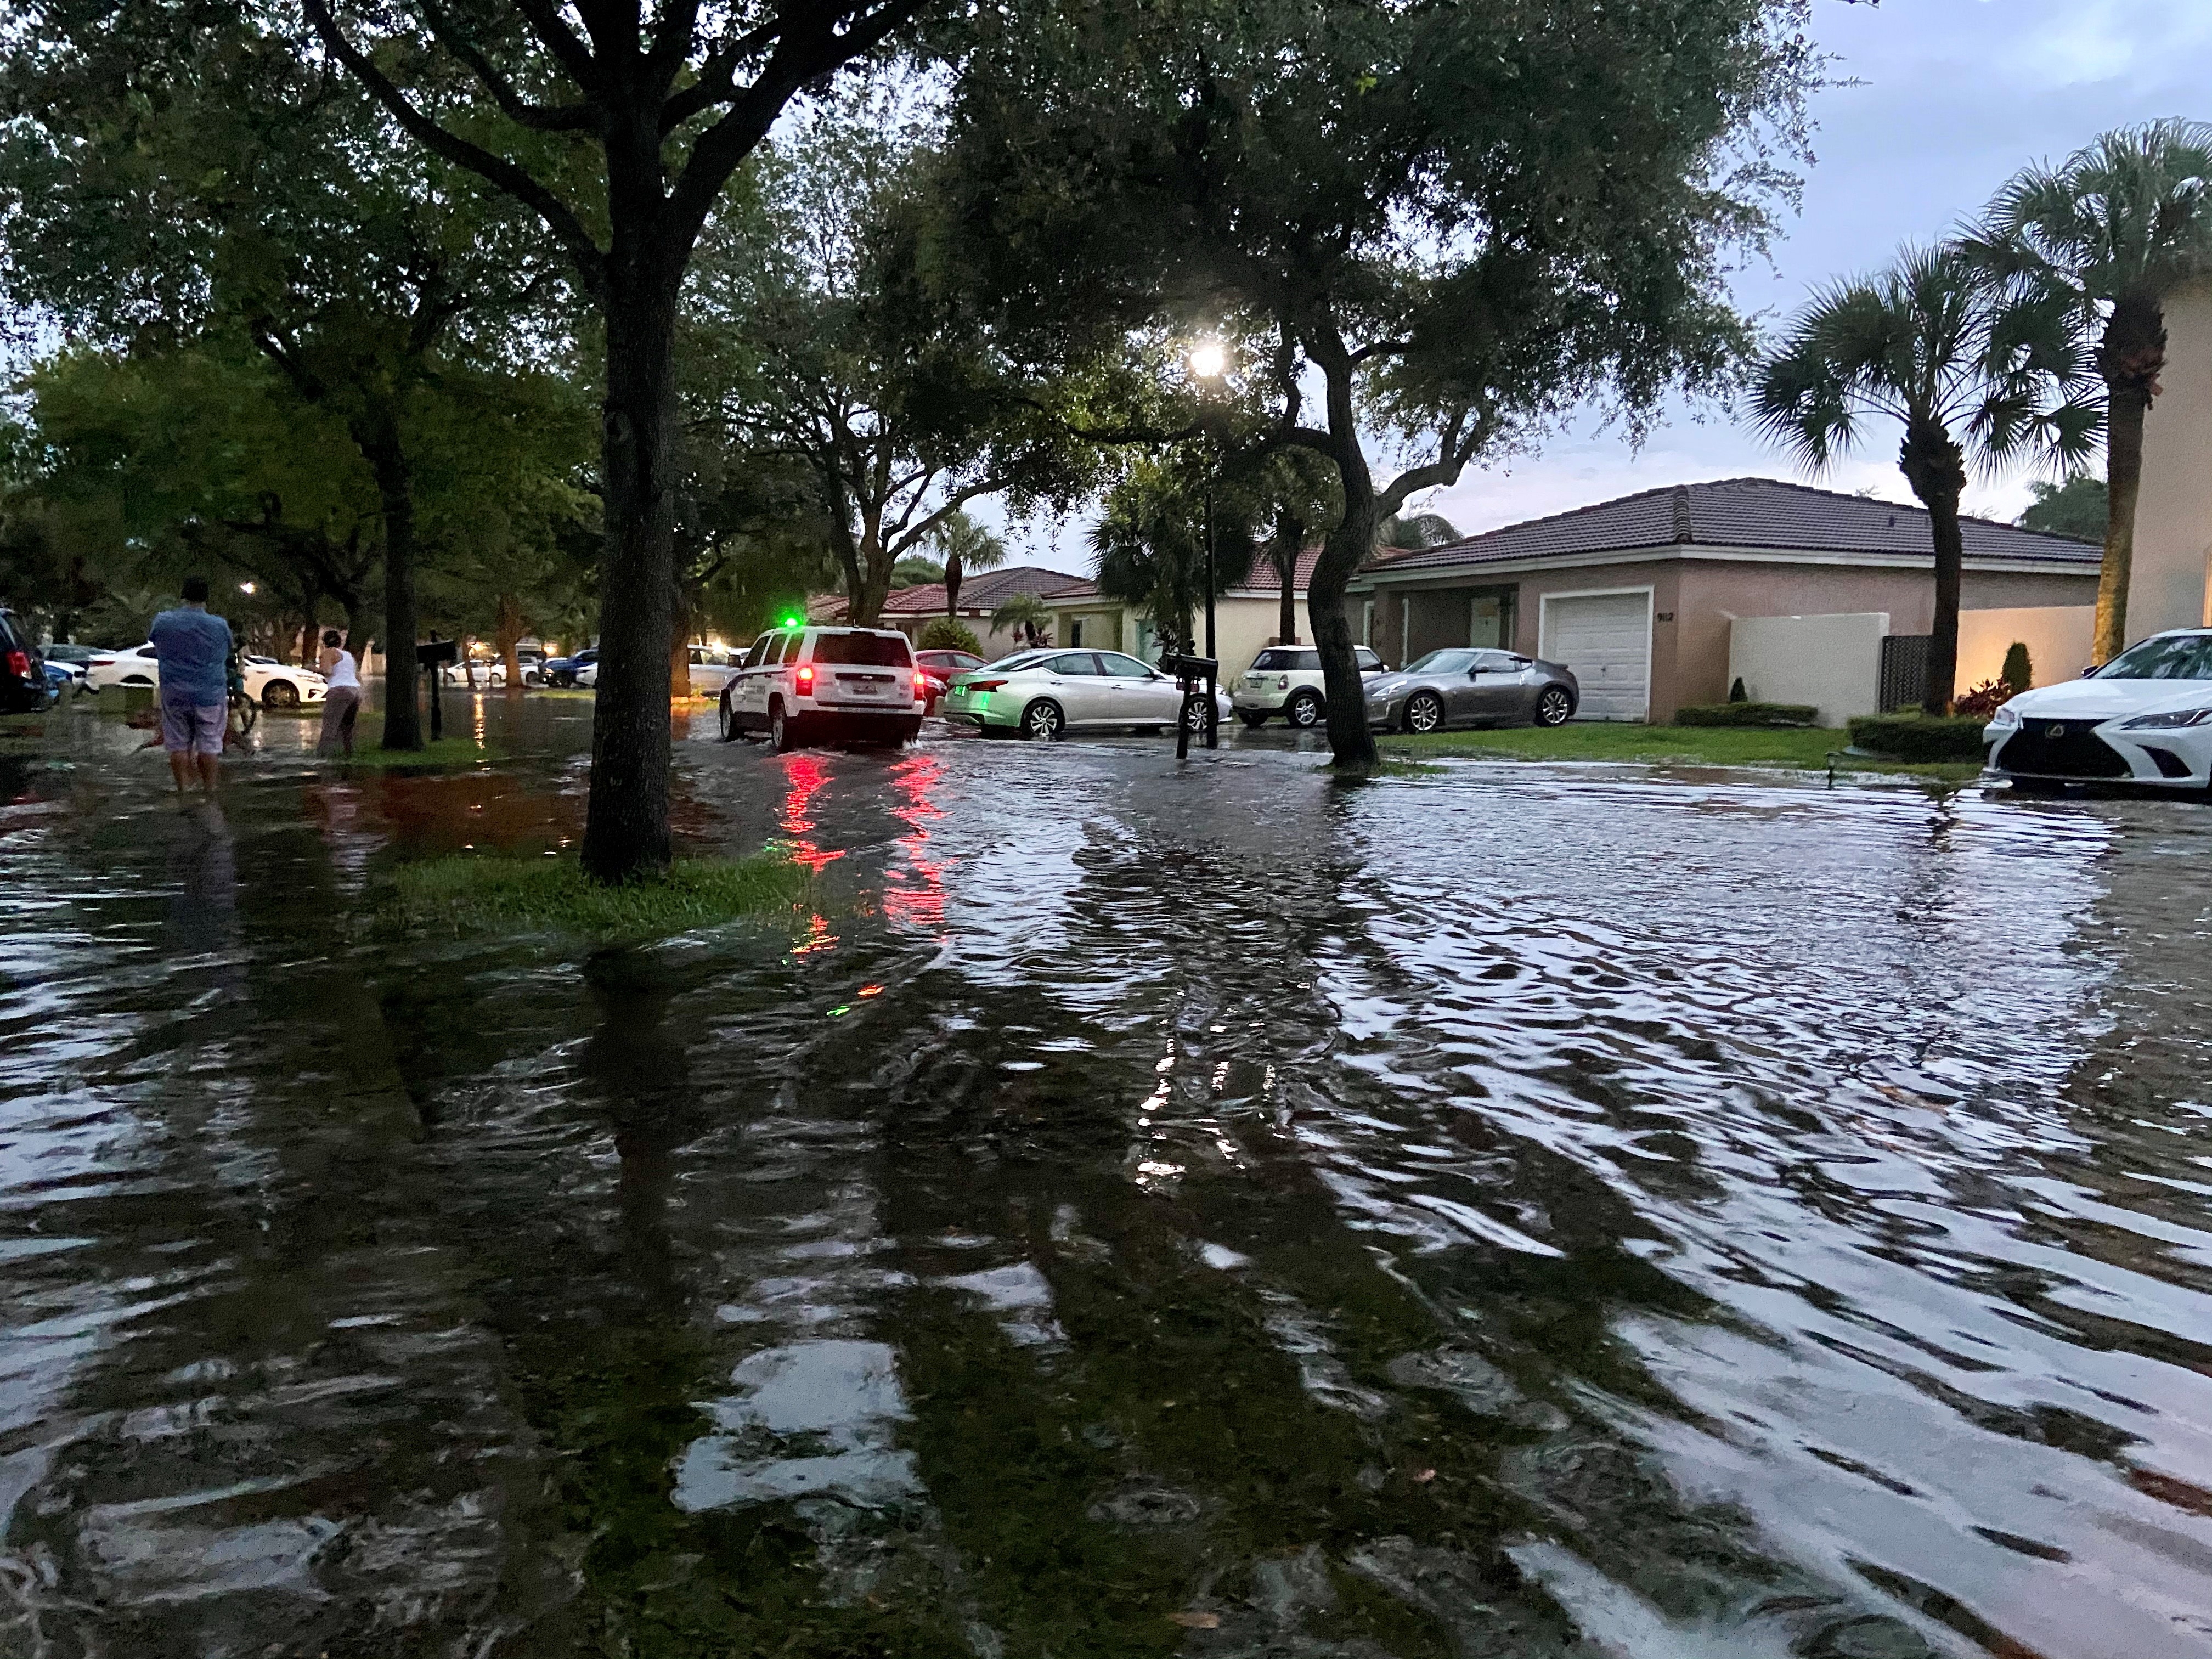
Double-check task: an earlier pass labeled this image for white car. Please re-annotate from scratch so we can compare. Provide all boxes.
[681,644,741,697]
[441,658,507,687]
[86,644,328,708]
[719,625,923,749]
[940,648,1233,740]
[575,660,599,689]
[1233,644,1390,728]
[1985,627,2212,792]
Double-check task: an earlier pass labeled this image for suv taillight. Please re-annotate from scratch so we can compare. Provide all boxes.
[5,650,29,678]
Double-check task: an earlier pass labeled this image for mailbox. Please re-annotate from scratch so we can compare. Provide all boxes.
[1158,652,1221,756]
[415,637,459,668]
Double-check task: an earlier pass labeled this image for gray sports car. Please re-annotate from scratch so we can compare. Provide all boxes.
[1364,648,1579,733]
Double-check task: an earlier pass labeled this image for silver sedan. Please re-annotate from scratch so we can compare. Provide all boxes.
[1365,648,1579,733]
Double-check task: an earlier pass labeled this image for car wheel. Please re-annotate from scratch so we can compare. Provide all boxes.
[770,701,803,752]
[1182,697,1214,733]
[1534,686,1575,726]
[1286,690,1323,727]
[1403,691,1444,734]
[122,675,153,687]
[1238,712,1269,730]
[262,679,300,709]
[718,693,738,742]
[1022,699,1065,741]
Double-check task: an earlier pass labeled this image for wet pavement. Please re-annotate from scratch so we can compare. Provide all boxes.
[3,692,2211,1658]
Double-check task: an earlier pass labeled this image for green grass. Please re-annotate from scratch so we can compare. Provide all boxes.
[390,850,811,942]
[333,737,503,769]
[1380,723,1984,781]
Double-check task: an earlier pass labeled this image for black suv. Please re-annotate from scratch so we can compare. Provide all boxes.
[0,608,53,713]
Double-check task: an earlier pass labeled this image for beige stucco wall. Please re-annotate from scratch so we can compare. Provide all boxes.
[1048,594,1302,680]
[2131,279,2212,640]
[1955,606,2095,690]
[1359,555,2098,721]
[1727,612,1889,726]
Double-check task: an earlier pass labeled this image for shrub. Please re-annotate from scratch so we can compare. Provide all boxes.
[1728,675,1748,703]
[918,618,982,654]
[2000,640,2033,694]
[1846,713,1990,761]
[1951,679,2015,719]
[1675,701,1819,727]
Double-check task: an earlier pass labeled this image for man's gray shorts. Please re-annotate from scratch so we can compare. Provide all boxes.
[160,690,226,757]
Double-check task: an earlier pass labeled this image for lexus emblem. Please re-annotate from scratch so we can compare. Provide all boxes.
[2049,724,2067,738]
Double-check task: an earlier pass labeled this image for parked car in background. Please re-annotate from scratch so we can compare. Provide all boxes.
[1984,627,2212,792]
[916,648,985,714]
[683,644,741,697]
[87,645,327,707]
[1,609,53,713]
[515,645,548,686]
[1363,648,1578,733]
[940,649,1232,740]
[43,659,87,697]
[718,625,923,749]
[43,643,97,672]
[575,659,599,689]
[1234,644,1389,729]
[544,646,597,687]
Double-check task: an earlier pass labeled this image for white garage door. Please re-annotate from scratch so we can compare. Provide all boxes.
[1542,590,1651,721]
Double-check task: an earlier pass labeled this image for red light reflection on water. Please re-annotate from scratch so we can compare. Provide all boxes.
[882,752,948,933]
[778,753,843,874]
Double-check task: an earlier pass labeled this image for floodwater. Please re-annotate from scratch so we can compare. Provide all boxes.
[3,693,2211,1658]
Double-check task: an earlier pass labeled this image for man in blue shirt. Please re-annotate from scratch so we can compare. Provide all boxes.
[149,575,235,793]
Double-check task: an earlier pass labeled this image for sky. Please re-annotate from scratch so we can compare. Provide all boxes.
[1014,0,2212,573]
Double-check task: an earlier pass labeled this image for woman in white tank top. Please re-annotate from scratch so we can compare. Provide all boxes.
[317,629,364,755]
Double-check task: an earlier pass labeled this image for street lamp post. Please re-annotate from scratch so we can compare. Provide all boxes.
[1189,339,1227,749]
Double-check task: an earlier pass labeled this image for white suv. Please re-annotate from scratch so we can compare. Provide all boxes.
[718,625,923,749]
[1233,645,1388,729]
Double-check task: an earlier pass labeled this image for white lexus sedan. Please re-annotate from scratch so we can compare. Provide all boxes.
[1985,628,2212,792]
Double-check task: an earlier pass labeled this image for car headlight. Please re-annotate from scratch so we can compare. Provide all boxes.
[2120,708,2212,730]
[1985,704,2022,729]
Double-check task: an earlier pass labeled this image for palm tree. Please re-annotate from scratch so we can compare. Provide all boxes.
[1971,121,2212,662]
[989,590,1054,649]
[1378,511,1462,551]
[1753,243,2093,714]
[929,507,1009,619]
[1089,465,1256,658]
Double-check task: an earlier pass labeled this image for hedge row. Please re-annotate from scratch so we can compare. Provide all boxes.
[1675,701,1819,728]
[1846,714,1990,761]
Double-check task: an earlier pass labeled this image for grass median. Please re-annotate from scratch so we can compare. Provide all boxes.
[390,849,811,943]
[1379,723,1984,780]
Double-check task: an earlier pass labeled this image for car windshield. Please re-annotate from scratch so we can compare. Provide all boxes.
[1251,648,1322,671]
[2095,633,2212,680]
[810,631,912,667]
[1405,649,1480,675]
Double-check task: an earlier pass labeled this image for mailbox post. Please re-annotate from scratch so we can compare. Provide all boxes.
[416,634,458,741]
[1160,651,1220,759]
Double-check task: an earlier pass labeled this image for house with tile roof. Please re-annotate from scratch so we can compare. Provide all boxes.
[1345,477,2101,721]
[1039,548,1323,682]
[810,566,1092,659]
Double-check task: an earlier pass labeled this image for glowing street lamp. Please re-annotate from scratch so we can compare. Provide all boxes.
[238,582,256,595]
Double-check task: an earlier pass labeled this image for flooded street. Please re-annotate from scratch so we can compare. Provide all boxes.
[4,696,2211,1658]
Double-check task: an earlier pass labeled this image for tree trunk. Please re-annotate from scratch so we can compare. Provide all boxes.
[580,261,681,883]
[850,519,893,627]
[945,551,964,619]
[2094,294,2166,664]
[1307,352,1380,768]
[669,580,693,699]
[358,420,422,750]
[496,592,524,691]
[1275,539,1299,644]
[299,580,319,667]
[1901,419,1968,715]
[343,595,374,668]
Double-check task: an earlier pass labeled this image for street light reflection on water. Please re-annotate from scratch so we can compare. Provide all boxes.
[3,697,2212,1658]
